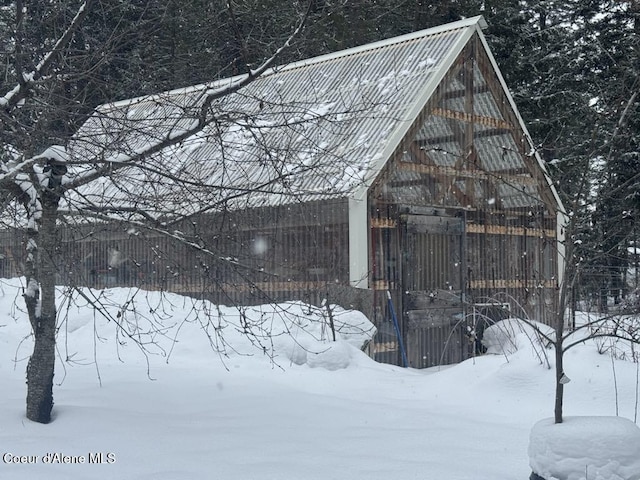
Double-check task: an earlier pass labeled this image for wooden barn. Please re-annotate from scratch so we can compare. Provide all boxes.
[2,16,563,368]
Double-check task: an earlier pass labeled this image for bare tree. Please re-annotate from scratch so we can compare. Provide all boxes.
[1,0,354,424]
[481,86,640,424]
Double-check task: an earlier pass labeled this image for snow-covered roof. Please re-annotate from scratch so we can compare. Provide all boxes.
[67,16,560,217]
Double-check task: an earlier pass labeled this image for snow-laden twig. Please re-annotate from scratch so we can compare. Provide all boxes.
[0,1,92,111]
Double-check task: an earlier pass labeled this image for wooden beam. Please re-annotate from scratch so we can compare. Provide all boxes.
[442,84,490,100]
[463,45,477,206]
[490,167,529,176]
[466,223,556,238]
[469,279,556,289]
[372,280,391,291]
[416,128,513,147]
[397,160,538,186]
[371,217,397,228]
[405,141,446,200]
[408,142,473,207]
[388,178,436,189]
[431,107,513,130]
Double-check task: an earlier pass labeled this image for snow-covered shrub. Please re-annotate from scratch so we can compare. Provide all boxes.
[482,318,553,356]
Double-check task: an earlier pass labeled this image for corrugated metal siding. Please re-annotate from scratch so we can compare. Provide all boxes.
[0,228,23,279]
[403,231,461,291]
[406,309,468,367]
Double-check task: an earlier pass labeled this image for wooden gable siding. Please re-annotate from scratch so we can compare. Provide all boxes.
[367,32,559,367]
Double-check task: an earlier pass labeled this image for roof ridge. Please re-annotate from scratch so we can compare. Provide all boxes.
[276,15,486,73]
[102,16,486,110]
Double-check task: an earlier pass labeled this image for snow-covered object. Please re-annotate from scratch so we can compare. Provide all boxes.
[240,301,376,369]
[4,277,640,479]
[282,338,355,371]
[529,416,640,480]
[482,318,553,356]
[33,145,69,164]
[1,279,376,372]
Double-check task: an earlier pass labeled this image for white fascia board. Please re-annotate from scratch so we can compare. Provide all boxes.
[348,197,369,288]
[475,26,565,216]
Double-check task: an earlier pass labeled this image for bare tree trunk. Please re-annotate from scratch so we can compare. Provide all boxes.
[25,311,56,423]
[25,189,60,423]
[554,333,564,424]
[553,236,574,424]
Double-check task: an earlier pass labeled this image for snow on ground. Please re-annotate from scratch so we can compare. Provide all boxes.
[1,278,640,480]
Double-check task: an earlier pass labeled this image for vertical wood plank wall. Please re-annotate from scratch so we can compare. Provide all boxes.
[368,198,558,367]
[0,199,356,309]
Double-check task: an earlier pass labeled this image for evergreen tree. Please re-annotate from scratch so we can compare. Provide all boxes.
[586,1,640,307]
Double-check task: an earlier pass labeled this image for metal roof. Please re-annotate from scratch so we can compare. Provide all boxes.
[67,15,561,218]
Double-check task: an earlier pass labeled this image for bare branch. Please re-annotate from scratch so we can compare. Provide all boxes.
[0,0,93,111]
[63,3,311,192]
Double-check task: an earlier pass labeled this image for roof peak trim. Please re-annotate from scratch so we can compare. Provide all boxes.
[275,15,487,73]
[102,16,487,111]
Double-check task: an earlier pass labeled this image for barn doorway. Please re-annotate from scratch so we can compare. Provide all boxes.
[400,212,470,368]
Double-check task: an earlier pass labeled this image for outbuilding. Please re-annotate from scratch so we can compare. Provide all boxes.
[3,16,564,368]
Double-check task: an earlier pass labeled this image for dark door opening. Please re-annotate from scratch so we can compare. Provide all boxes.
[400,213,469,368]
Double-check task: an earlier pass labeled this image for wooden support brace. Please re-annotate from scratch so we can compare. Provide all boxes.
[431,107,512,130]
[397,160,538,187]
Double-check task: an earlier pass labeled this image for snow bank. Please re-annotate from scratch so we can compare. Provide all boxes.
[0,279,376,372]
[4,278,640,479]
[529,416,640,480]
[279,337,355,370]
[245,300,376,369]
[482,318,553,356]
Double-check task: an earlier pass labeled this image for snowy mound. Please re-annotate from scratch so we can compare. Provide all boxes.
[529,416,640,480]
[482,317,553,355]
[4,276,640,479]
[261,301,376,369]
[0,278,376,372]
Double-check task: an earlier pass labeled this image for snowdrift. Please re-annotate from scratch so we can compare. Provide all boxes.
[2,279,640,480]
[1,278,376,372]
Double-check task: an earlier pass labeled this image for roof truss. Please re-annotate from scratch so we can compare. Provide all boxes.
[375,32,558,216]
